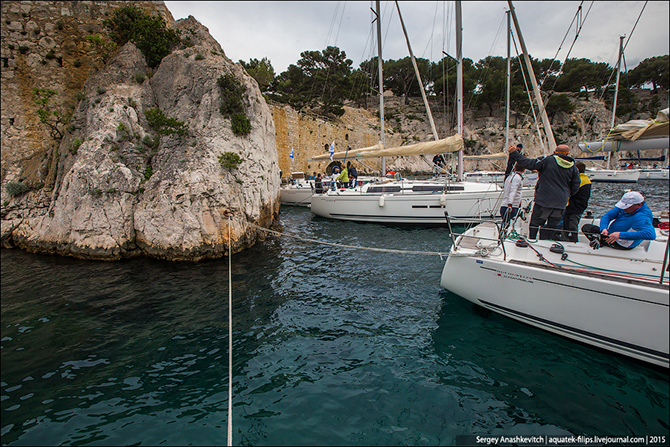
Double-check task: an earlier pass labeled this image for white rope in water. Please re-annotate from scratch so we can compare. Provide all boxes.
[227,215,233,446]
[230,215,449,258]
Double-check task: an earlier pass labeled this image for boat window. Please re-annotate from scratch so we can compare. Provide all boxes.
[446,186,465,191]
[412,186,445,192]
[366,186,402,193]
[412,205,428,208]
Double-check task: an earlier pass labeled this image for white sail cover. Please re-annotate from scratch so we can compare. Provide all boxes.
[608,108,669,141]
[309,135,463,161]
[578,108,669,153]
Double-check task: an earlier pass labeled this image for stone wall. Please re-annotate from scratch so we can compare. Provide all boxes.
[1,0,174,187]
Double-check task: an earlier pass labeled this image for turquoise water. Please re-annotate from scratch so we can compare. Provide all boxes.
[1,181,668,445]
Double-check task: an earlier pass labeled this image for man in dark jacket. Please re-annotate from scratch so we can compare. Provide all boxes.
[561,162,591,242]
[508,144,580,240]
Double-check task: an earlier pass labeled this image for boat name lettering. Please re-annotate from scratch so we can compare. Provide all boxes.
[490,268,534,283]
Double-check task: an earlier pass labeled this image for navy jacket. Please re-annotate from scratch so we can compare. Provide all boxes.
[565,173,592,215]
[509,151,580,209]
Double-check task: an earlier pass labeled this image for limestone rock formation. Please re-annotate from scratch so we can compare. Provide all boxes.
[2,6,279,261]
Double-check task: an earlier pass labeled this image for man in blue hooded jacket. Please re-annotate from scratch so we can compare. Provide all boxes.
[508,144,580,239]
[581,191,656,250]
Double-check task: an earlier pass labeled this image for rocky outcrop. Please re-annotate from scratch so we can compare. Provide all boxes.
[2,7,279,261]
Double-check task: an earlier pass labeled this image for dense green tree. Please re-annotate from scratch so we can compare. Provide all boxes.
[474,56,507,116]
[103,5,181,68]
[544,93,575,123]
[273,46,359,117]
[553,58,613,101]
[627,55,669,93]
[239,57,276,92]
[384,56,431,104]
[432,57,478,100]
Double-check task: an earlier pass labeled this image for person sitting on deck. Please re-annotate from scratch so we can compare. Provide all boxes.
[581,191,656,250]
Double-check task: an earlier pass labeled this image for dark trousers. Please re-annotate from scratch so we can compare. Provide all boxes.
[500,206,519,227]
[529,204,563,240]
[581,223,632,250]
[562,213,581,242]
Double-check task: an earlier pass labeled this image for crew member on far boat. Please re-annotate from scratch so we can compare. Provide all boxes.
[581,191,656,250]
[507,144,580,240]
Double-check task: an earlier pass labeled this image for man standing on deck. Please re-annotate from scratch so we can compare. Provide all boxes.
[561,162,591,242]
[507,144,580,240]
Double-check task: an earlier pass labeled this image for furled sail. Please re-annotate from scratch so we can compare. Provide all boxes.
[463,152,508,160]
[309,135,463,161]
[578,108,669,153]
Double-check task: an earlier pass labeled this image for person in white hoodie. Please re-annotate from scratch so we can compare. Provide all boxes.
[500,164,525,227]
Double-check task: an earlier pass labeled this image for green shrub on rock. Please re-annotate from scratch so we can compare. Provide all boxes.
[218,152,243,169]
[5,182,30,197]
[144,108,188,136]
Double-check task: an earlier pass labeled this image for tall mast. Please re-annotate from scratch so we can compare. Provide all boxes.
[456,0,463,181]
[508,1,556,153]
[505,10,511,150]
[395,1,439,141]
[608,35,625,169]
[376,0,385,174]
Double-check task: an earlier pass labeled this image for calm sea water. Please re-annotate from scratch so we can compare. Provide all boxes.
[2,180,668,446]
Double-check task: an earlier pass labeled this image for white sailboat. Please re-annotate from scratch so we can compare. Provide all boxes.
[280,172,317,207]
[440,2,670,369]
[440,217,669,368]
[310,1,534,225]
[584,167,640,183]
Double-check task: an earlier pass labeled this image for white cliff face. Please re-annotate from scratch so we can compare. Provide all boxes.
[4,16,279,261]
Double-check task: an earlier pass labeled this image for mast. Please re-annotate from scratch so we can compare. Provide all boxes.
[456,0,464,181]
[505,10,511,150]
[395,1,439,141]
[508,1,556,153]
[376,0,386,175]
[608,35,625,169]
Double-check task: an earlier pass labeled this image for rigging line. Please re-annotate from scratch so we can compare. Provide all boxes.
[546,1,594,93]
[584,43,620,135]
[229,215,448,257]
[623,52,635,120]
[512,32,547,153]
[464,13,507,115]
[540,1,584,85]
[623,1,647,53]
[421,2,440,62]
[320,3,349,107]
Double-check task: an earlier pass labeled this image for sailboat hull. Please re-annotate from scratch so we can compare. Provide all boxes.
[440,223,670,368]
[310,185,534,225]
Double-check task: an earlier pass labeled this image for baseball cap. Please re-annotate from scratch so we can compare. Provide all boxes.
[615,191,644,209]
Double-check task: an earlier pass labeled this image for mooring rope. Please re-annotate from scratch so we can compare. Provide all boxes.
[227,214,233,446]
[230,215,449,258]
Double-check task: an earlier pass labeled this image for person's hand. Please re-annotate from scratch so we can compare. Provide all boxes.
[601,229,609,236]
[605,232,620,244]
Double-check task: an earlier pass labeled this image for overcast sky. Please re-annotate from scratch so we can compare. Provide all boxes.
[164,1,669,74]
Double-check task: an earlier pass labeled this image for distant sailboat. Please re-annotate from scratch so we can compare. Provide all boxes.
[309,0,534,225]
